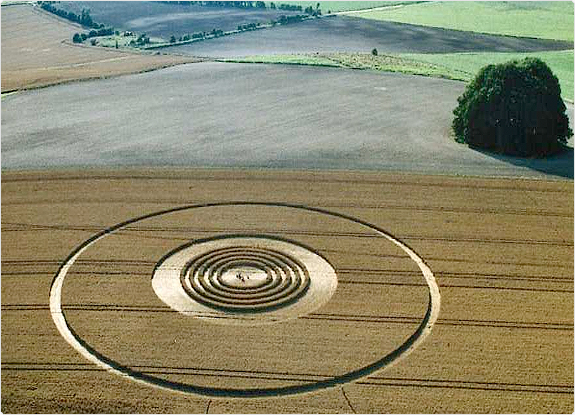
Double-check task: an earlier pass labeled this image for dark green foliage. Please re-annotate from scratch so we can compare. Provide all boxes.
[40,2,114,43]
[453,58,572,157]
[136,33,150,45]
[279,3,303,12]
[371,48,378,56]
[170,35,177,43]
[40,3,102,29]
[277,14,307,24]
[304,5,321,16]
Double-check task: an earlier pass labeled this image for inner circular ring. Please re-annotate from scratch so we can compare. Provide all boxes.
[179,242,312,312]
[179,246,311,311]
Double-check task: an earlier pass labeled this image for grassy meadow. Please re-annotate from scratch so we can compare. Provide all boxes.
[401,50,574,100]
[269,1,415,13]
[350,1,574,41]
[225,50,573,100]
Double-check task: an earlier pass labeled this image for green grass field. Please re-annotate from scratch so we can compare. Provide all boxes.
[401,50,574,100]
[225,50,573,101]
[270,1,415,13]
[350,1,574,41]
[221,53,469,80]
[221,54,342,67]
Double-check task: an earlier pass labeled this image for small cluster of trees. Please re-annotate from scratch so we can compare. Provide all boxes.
[237,22,261,31]
[276,14,308,25]
[161,1,262,7]
[72,27,115,43]
[278,3,303,11]
[304,3,321,16]
[167,28,226,45]
[134,33,151,45]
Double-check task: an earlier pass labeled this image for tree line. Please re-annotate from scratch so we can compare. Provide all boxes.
[157,1,321,13]
[39,2,104,29]
[73,28,116,43]
[39,2,116,45]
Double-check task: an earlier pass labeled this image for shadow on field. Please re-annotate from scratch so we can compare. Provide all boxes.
[473,146,574,179]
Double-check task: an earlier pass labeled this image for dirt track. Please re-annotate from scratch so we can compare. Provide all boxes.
[2,168,573,413]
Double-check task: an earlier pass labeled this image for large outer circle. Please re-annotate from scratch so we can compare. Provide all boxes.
[152,236,338,325]
[50,202,440,398]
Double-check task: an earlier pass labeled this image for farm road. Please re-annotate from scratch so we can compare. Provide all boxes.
[2,62,572,179]
[167,15,573,57]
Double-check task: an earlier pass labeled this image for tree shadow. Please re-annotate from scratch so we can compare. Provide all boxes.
[472,145,574,179]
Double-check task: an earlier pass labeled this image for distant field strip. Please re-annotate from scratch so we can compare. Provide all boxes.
[400,50,574,101]
[225,51,574,100]
[349,1,574,41]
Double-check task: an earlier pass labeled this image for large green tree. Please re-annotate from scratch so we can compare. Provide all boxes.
[453,58,572,157]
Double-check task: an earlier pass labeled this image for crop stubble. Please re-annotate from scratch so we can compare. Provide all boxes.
[1,5,199,93]
[1,168,572,413]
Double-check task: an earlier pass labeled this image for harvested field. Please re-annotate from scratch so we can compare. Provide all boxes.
[0,4,198,92]
[2,62,573,179]
[2,168,573,412]
[166,15,573,57]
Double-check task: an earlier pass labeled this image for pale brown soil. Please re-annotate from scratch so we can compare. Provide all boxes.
[2,168,573,413]
[0,4,199,92]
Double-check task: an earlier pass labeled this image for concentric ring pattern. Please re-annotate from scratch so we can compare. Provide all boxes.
[181,246,310,312]
[152,235,338,325]
[50,202,440,397]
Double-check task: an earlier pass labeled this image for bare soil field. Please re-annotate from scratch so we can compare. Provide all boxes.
[2,168,573,413]
[2,62,573,179]
[166,14,573,57]
[58,1,302,39]
[0,4,198,92]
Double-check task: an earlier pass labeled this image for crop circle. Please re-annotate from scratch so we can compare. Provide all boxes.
[50,202,440,398]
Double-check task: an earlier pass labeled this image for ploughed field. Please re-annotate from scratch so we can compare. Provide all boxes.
[167,14,572,57]
[51,2,573,57]
[59,1,303,39]
[0,5,198,92]
[2,62,573,179]
[2,169,573,413]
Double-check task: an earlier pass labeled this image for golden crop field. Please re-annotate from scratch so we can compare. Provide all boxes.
[2,169,573,413]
